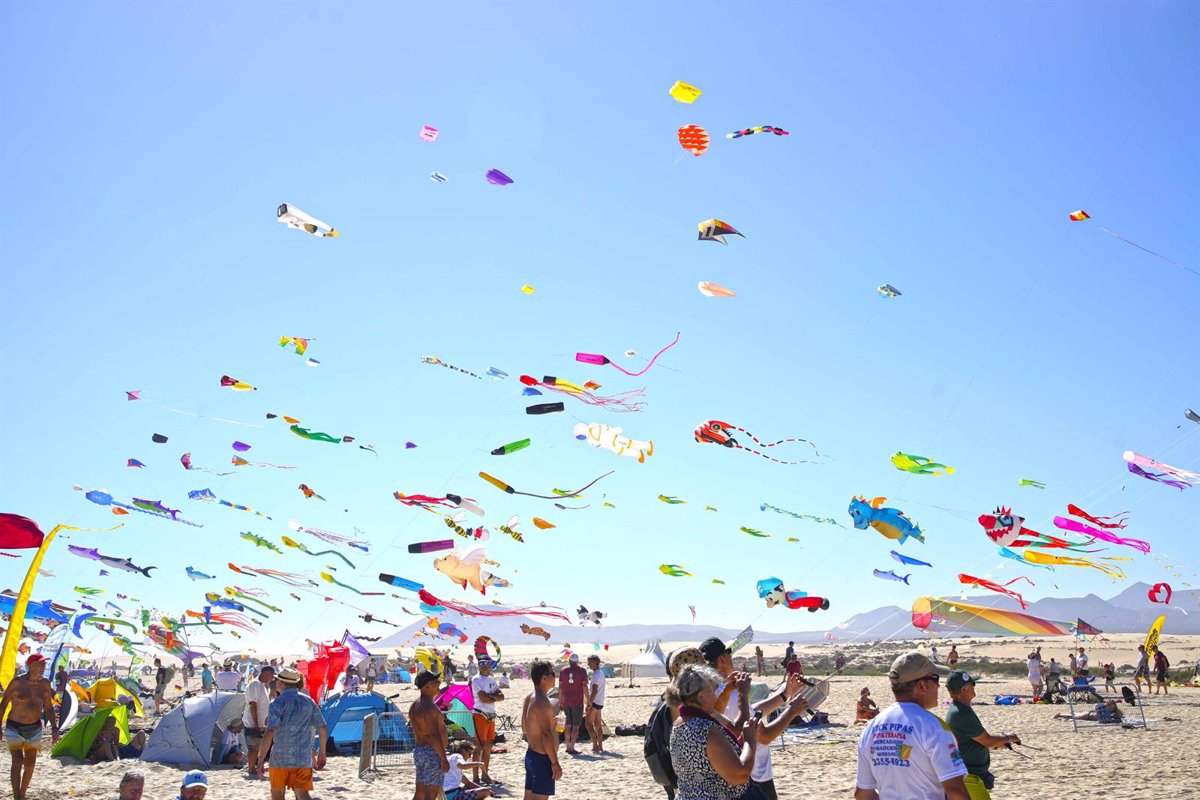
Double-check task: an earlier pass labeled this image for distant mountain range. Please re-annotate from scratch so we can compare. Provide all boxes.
[369,583,1197,650]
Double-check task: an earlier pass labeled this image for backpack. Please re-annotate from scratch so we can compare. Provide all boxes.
[644,700,677,790]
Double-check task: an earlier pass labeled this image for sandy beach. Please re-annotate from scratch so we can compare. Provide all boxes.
[31,634,1200,799]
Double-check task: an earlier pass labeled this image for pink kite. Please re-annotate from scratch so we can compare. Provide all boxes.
[575,332,680,377]
[417,589,570,623]
[1148,582,1172,605]
[1053,507,1150,554]
[959,574,1035,610]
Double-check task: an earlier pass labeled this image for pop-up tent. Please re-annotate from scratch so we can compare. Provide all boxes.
[52,705,130,760]
[434,683,476,738]
[140,691,245,767]
[320,691,410,755]
[627,639,667,679]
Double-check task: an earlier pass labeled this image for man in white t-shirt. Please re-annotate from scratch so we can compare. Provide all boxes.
[469,660,503,785]
[242,665,273,780]
[854,651,969,800]
[585,656,607,754]
[1076,647,1089,677]
[214,663,241,692]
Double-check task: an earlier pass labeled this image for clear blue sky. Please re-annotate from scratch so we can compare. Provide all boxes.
[2,1,1199,658]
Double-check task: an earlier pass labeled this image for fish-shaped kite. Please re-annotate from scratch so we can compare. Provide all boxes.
[890,550,932,568]
[186,567,214,581]
[240,532,283,553]
[873,569,910,585]
[67,546,156,577]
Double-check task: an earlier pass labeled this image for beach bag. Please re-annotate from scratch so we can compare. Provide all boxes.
[993,695,1021,705]
[644,700,677,790]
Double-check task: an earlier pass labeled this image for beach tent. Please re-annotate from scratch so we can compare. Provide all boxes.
[70,676,144,717]
[320,691,409,754]
[52,705,130,760]
[140,691,245,767]
[627,639,667,678]
[434,683,476,738]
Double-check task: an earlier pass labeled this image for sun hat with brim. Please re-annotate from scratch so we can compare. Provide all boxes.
[277,666,304,685]
[889,651,950,685]
[667,647,705,679]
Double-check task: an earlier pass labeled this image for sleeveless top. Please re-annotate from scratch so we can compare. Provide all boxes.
[669,714,744,800]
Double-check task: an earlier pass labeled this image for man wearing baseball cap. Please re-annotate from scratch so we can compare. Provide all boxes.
[854,651,969,800]
[177,769,208,800]
[945,670,1021,800]
[0,654,59,800]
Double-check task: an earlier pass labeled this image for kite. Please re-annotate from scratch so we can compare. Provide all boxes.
[726,125,789,138]
[419,125,439,141]
[485,169,513,185]
[498,517,525,543]
[487,367,510,380]
[760,503,842,526]
[288,520,370,552]
[394,492,484,516]
[577,606,605,626]
[521,624,551,640]
[526,402,564,414]
[224,587,282,613]
[696,420,823,465]
[421,356,482,380]
[756,578,830,611]
[977,507,1095,551]
[75,586,104,595]
[1186,409,1200,425]
[220,375,257,392]
[697,281,736,298]
[125,391,260,428]
[434,545,508,594]
[417,589,569,623]
[873,569,910,585]
[1066,504,1129,529]
[659,564,692,576]
[848,496,925,545]
[428,619,467,643]
[279,336,312,355]
[491,439,531,456]
[1148,583,1172,604]
[189,488,271,519]
[430,172,448,183]
[444,512,488,542]
[126,459,146,468]
[998,546,1053,571]
[575,331,680,377]
[473,636,501,666]
[240,532,283,553]
[677,125,709,156]
[668,81,701,103]
[180,452,234,476]
[958,574,1035,609]
[697,218,742,245]
[204,592,264,617]
[519,375,645,413]
[67,546,155,577]
[573,422,653,462]
[532,518,555,530]
[0,514,47,550]
[277,203,339,237]
[1018,478,1046,489]
[298,484,326,501]
[1123,451,1200,490]
[152,433,168,443]
[408,539,456,554]
[478,470,612,501]
[1023,550,1126,581]
[232,455,295,469]
[229,564,314,587]
[186,567,214,581]
[519,284,534,294]
[76,487,202,526]
[890,550,932,568]
[891,452,954,476]
[658,495,686,504]
[877,284,901,298]
[689,605,697,622]
[1053,507,1150,554]
[290,425,351,444]
[320,572,381,597]
[912,596,1072,636]
[282,535,356,568]
[739,526,770,538]
[1068,210,1195,277]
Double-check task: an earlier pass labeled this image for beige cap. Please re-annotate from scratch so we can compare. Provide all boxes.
[889,651,950,685]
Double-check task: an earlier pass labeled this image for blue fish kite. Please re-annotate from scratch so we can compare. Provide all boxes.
[186,566,215,581]
[890,550,933,568]
[872,569,911,585]
[999,546,1054,571]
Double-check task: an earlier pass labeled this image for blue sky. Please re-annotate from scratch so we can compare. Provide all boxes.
[2,1,1199,658]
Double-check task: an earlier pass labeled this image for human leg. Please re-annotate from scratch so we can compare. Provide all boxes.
[18,749,36,800]
[9,747,24,800]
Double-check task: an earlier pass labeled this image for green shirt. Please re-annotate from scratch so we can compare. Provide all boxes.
[945,700,990,776]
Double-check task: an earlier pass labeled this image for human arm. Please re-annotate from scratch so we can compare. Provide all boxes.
[854,790,880,800]
[42,681,60,742]
[975,731,1021,748]
[256,729,275,777]
[315,726,327,769]
[756,691,809,745]
[706,719,758,785]
[942,776,970,800]
[718,672,752,731]
[438,715,450,771]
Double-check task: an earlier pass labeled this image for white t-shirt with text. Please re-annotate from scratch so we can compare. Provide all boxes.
[471,674,499,715]
[855,702,967,800]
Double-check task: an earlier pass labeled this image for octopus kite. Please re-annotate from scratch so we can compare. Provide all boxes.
[1052,504,1150,554]
[519,375,645,413]
[1023,550,1126,581]
[1123,451,1200,490]
[848,496,925,545]
[977,507,1096,551]
[695,420,823,465]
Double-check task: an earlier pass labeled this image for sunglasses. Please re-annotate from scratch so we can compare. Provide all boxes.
[918,674,941,685]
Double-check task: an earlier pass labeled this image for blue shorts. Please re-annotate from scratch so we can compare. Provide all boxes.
[413,745,442,787]
[525,748,555,796]
[5,721,42,751]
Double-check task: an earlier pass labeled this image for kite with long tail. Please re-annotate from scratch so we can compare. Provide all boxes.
[281,535,355,568]
[393,492,485,516]
[223,587,281,614]
[320,571,384,596]
[478,470,614,500]
[288,519,370,552]
[959,574,1035,609]
[1123,451,1200,490]
[416,588,570,623]
[180,453,234,476]
[695,421,823,465]
[1069,210,1197,278]
[519,375,646,413]
[125,390,260,427]
[575,332,680,377]
[228,563,315,587]
[1053,504,1150,554]
[189,488,271,519]
[232,456,296,469]
[75,487,203,526]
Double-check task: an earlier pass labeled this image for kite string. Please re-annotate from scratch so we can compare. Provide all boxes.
[605,332,680,377]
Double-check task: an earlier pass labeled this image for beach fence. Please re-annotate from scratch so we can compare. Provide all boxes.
[360,712,417,780]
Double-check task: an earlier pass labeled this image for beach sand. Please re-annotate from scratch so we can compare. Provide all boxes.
[31,634,1200,799]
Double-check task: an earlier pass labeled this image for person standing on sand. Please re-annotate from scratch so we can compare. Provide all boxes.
[1152,646,1170,695]
[1133,645,1151,692]
[256,666,327,800]
[948,645,959,669]
[243,664,274,781]
[200,663,214,694]
[754,647,766,677]
[0,654,59,800]
[410,672,450,800]
[522,660,561,800]
[586,655,606,754]
[854,652,969,800]
[782,642,795,670]
[1076,647,1089,677]
[559,653,588,755]
[945,670,1021,800]
[1026,651,1042,699]
[153,658,168,714]
[471,658,503,785]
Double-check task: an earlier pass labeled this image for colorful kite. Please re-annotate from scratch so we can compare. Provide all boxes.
[127,459,146,468]
[891,452,954,476]
[958,574,1035,609]
[125,390,259,428]
[478,470,612,501]
[393,492,484,516]
[288,520,369,552]
[220,375,257,392]
[67,546,156,576]
[998,546,1053,571]
[485,169,513,185]
[848,496,925,545]
[1022,550,1125,581]
[873,569,910,585]
[491,438,531,456]
[697,281,736,298]
[912,596,1072,636]
[1053,506,1150,553]
[756,578,830,611]
[1069,210,1195,277]
[877,284,901,298]
[696,420,823,465]
[1018,478,1046,489]
[659,564,692,576]
[240,532,283,553]
[760,503,842,526]
[697,218,742,244]
[890,550,932,568]
[532,518,555,530]
[429,618,467,643]
[658,495,686,505]
[668,81,701,103]
[420,356,482,380]
[298,484,326,501]
[290,425,350,444]
[185,567,213,581]
[281,535,355,568]
[189,488,271,519]
[678,124,710,156]
[740,526,770,538]
[419,125,439,141]
[520,623,551,640]
[229,564,313,587]
[407,539,455,554]
[277,203,339,238]
[575,332,680,377]
[76,487,202,526]
[418,589,568,623]
[231,455,295,469]
[519,375,645,413]
[977,507,1094,551]
[573,422,653,462]
[1123,451,1200,490]
[498,517,524,543]
[433,545,508,594]
[279,336,312,355]
[180,452,234,476]
[726,125,789,139]
[1148,582,1172,604]
[320,572,381,597]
